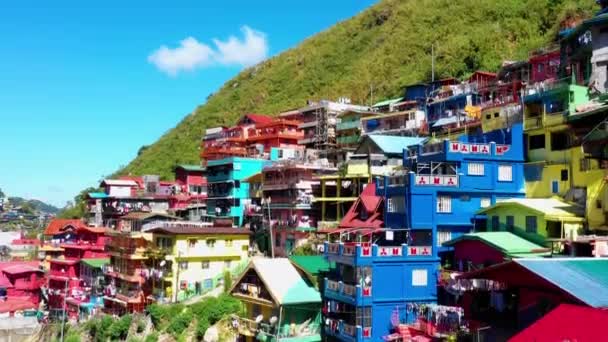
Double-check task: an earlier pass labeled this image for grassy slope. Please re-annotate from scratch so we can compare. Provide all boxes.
[119,0,595,180]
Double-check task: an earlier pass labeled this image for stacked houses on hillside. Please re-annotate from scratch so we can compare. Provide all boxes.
[15,5,608,341]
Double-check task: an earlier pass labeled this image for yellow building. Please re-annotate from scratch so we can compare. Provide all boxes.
[522,81,608,231]
[148,225,251,302]
[477,198,585,245]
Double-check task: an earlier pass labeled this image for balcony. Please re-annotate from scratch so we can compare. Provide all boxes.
[248,129,303,141]
[325,319,372,342]
[324,242,434,265]
[337,135,360,146]
[233,315,321,341]
[324,279,372,306]
[337,120,361,131]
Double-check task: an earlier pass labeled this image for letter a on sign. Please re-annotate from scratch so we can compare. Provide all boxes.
[447,177,455,186]
[481,145,489,154]
[380,247,388,256]
[460,144,469,153]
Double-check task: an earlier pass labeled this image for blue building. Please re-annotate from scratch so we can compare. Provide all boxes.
[205,157,271,227]
[382,123,526,255]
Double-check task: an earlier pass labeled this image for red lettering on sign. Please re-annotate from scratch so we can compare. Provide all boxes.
[433,177,441,184]
[471,145,479,152]
[460,144,468,152]
[481,145,489,154]
[451,143,460,151]
[362,247,371,257]
[410,247,417,255]
[392,248,400,255]
[418,177,426,185]
[447,177,455,185]
[422,247,430,255]
[380,247,388,256]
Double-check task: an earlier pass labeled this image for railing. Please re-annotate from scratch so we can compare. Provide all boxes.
[524,78,569,96]
[336,120,361,131]
[325,242,433,261]
[479,95,517,109]
[248,129,303,140]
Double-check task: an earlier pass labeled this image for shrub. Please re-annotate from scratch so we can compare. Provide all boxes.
[144,332,159,342]
[167,309,193,337]
[64,332,81,342]
[195,317,210,341]
[108,314,132,341]
[223,271,232,293]
[147,304,167,327]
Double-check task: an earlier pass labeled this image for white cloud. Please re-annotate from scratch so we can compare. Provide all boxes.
[213,26,268,67]
[148,26,268,76]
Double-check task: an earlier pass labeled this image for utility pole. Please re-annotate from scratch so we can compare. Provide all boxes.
[60,279,68,342]
[265,197,274,258]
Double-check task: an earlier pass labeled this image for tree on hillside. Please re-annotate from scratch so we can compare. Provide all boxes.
[57,187,99,219]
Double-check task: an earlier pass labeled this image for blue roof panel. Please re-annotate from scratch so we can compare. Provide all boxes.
[368,135,426,155]
[516,258,608,308]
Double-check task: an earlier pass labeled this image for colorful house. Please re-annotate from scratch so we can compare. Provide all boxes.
[323,227,437,342]
[459,258,608,330]
[337,183,384,230]
[476,198,585,245]
[355,135,426,175]
[380,124,526,258]
[230,258,322,342]
[205,157,271,227]
[336,109,376,156]
[146,225,251,302]
[0,262,44,309]
[261,162,335,257]
[442,232,549,272]
[509,304,608,342]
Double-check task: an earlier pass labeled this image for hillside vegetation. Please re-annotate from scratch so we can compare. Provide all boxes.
[119,0,596,179]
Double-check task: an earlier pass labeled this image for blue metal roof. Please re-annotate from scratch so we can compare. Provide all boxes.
[88,192,109,199]
[367,135,426,155]
[515,258,608,308]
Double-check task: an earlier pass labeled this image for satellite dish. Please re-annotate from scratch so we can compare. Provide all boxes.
[255,315,264,323]
[269,316,278,325]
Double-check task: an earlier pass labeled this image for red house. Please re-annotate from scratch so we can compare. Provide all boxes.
[528,49,560,84]
[509,304,608,342]
[0,261,45,308]
[338,183,384,230]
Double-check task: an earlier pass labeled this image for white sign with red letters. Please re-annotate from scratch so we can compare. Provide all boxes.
[407,246,432,256]
[415,175,458,187]
[449,142,491,154]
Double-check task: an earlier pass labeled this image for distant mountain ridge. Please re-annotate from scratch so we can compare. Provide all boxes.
[116,0,596,180]
[7,197,61,214]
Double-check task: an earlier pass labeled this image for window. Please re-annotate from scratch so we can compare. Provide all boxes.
[486,114,492,120]
[480,197,491,208]
[494,112,499,118]
[538,63,544,73]
[468,163,485,176]
[498,165,513,182]
[275,235,281,247]
[387,197,405,213]
[580,158,592,171]
[201,261,210,269]
[412,269,428,286]
[179,261,188,270]
[525,216,537,233]
[437,230,452,246]
[356,307,372,328]
[156,237,173,249]
[224,260,231,269]
[206,239,216,248]
[188,239,197,248]
[551,180,559,194]
[561,169,569,181]
[529,134,545,150]
[225,239,233,247]
[506,216,514,232]
[491,216,500,231]
[437,196,452,213]
[551,131,569,151]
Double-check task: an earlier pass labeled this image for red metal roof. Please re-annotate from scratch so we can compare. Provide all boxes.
[44,219,88,236]
[509,304,608,342]
[339,183,384,229]
[0,263,42,275]
[242,114,273,125]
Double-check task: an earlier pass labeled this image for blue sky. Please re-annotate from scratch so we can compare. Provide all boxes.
[0,1,376,207]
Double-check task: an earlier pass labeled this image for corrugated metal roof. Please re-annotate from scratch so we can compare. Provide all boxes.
[81,258,110,269]
[88,192,109,199]
[515,258,608,308]
[443,232,548,257]
[176,164,205,172]
[101,179,139,187]
[248,258,321,305]
[477,198,584,221]
[367,135,426,155]
[372,97,404,108]
[289,256,333,276]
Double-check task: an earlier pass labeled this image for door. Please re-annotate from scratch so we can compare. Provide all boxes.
[506,216,514,232]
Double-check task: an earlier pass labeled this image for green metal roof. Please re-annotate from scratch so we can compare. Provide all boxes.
[516,258,608,308]
[443,232,548,257]
[372,97,404,108]
[81,258,110,269]
[88,192,109,199]
[289,256,333,276]
[176,164,205,172]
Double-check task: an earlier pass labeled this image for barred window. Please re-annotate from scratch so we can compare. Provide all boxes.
[437,196,452,213]
[468,163,485,176]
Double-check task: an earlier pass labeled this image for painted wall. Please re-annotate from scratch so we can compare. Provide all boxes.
[452,240,507,269]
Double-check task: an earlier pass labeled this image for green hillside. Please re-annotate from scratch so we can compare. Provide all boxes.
[118,0,596,180]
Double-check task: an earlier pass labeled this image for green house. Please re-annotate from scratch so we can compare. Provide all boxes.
[230,258,322,342]
[477,197,585,245]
